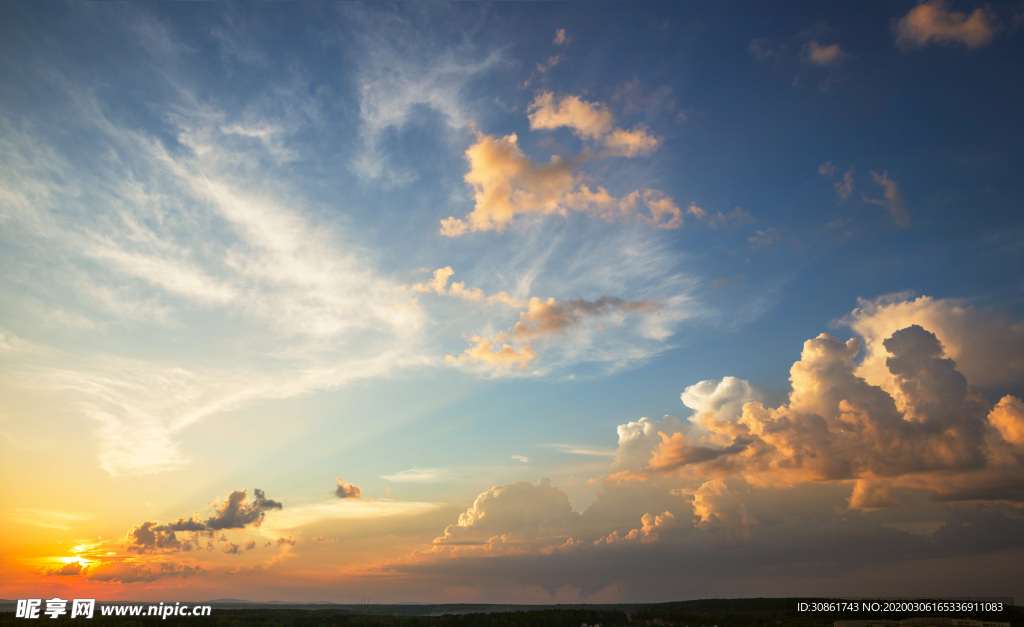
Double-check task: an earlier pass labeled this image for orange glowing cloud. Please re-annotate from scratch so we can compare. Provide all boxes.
[894,0,998,50]
[629,324,1024,511]
[440,93,683,236]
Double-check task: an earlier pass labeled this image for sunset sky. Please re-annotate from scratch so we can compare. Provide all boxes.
[2,0,1024,605]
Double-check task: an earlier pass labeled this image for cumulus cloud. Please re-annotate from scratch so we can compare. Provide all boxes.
[989,396,1024,448]
[431,479,580,553]
[612,415,685,472]
[206,489,282,530]
[408,267,523,308]
[527,92,660,157]
[440,131,681,236]
[595,511,676,545]
[864,170,910,227]
[126,488,282,553]
[440,92,688,236]
[842,293,1024,392]
[391,296,1024,598]
[553,28,568,46]
[335,479,363,500]
[445,335,538,371]
[625,323,1024,511]
[894,0,998,50]
[681,377,761,423]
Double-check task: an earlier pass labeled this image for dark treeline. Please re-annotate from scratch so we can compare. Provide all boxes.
[1,598,1020,626]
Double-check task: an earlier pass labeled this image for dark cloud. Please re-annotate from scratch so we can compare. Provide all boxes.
[126,488,282,553]
[158,516,206,532]
[87,561,202,583]
[335,479,363,499]
[205,488,282,530]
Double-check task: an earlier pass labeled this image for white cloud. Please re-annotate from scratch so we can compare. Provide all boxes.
[0,59,428,476]
[345,6,500,183]
[680,377,761,423]
[382,468,444,483]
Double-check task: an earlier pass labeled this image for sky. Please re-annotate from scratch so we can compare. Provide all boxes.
[1,0,1024,605]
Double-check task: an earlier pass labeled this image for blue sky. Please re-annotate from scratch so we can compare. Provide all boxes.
[2,0,1024,604]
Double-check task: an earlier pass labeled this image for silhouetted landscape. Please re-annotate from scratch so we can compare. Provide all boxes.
[2,598,1021,626]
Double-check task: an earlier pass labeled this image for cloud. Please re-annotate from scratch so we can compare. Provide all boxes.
[527,92,660,157]
[45,561,84,576]
[612,415,685,472]
[820,163,855,204]
[553,28,568,46]
[894,0,998,50]
[445,295,663,373]
[701,206,756,230]
[680,377,761,423]
[835,166,855,203]
[595,511,676,545]
[382,468,443,483]
[546,444,617,458]
[126,488,283,553]
[386,297,1024,599]
[536,55,561,74]
[989,396,1024,448]
[512,455,530,463]
[506,296,660,342]
[335,479,363,500]
[431,479,580,552]
[206,489,282,530]
[748,38,780,61]
[446,335,538,371]
[409,267,523,308]
[440,131,681,237]
[87,560,202,583]
[863,170,910,227]
[803,40,843,66]
[748,227,786,250]
[624,323,1024,509]
[0,77,429,476]
[276,536,296,546]
[440,92,682,236]
[311,536,339,544]
[222,542,241,555]
[841,293,1024,392]
[345,4,500,183]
